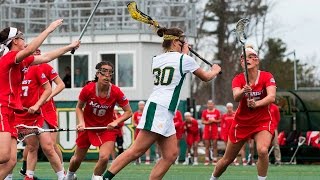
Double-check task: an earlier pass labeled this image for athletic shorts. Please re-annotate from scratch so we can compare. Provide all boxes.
[137,101,176,137]
[14,116,45,128]
[43,110,58,129]
[0,105,17,138]
[220,131,229,142]
[228,120,274,143]
[186,133,200,147]
[76,130,118,148]
[203,125,219,140]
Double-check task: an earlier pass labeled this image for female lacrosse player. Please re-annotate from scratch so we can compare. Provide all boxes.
[173,110,184,164]
[18,49,66,179]
[14,64,65,180]
[201,100,221,165]
[64,61,132,180]
[103,27,221,180]
[0,19,80,179]
[210,46,276,180]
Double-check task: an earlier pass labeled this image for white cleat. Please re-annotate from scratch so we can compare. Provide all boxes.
[91,174,103,180]
[63,174,77,180]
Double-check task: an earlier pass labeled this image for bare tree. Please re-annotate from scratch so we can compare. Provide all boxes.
[192,0,272,105]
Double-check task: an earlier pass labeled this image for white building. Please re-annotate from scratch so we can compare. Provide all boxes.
[1,0,196,156]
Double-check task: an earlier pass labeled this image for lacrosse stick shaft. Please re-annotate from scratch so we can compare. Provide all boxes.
[71,0,102,54]
[189,47,212,66]
[188,47,222,74]
[268,146,275,156]
[242,45,250,85]
[289,137,306,164]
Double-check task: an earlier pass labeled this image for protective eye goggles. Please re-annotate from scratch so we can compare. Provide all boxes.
[98,68,113,76]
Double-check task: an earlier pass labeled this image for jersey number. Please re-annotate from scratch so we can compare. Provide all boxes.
[93,108,106,117]
[22,86,29,96]
[153,67,174,85]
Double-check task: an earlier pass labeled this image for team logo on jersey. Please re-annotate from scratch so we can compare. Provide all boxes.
[41,73,46,79]
[22,67,28,73]
[270,78,275,83]
[122,96,127,101]
[51,69,56,74]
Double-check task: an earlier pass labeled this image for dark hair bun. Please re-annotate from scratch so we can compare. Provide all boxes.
[157,27,167,37]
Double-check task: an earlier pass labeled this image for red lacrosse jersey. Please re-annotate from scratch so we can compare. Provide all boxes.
[133,111,143,126]
[221,112,235,134]
[0,51,34,110]
[79,82,129,127]
[270,103,280,129]
[185,118,199,135]
[174,110,184,134]
[39,63,59,113]
[232,70,276,125]
[201,109,221,131]
[15,65,48,120]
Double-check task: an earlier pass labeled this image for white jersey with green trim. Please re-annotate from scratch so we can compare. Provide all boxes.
[148,52,200,112]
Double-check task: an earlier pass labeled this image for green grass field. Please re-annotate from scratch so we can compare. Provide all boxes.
[12,162,320,180]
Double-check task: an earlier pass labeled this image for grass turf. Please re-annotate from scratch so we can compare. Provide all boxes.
[12,162,320,180]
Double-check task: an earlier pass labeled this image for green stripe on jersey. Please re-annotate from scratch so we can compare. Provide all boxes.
[144,102,157,131]
[179,55,184,77]
[169,56,186,112]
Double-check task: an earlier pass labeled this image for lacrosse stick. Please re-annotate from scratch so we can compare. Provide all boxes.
[234,18,250,85]
[71,0,102,54]
[23,107,40,115]
[289,136,306,164]
[268,145,275,156]
[127,1,221,72]
[16,124,114,142]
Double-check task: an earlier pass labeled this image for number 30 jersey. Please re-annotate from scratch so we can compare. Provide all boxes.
[79,82,129,127]
[149,52,199,112]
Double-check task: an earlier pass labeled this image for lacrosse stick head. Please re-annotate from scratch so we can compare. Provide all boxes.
[15,124,41,142]
[298,136,306,146]
[235,18,250,45]
[127,1,160,29]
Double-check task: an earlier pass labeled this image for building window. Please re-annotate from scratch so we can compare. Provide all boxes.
[100,53,134,88]
[58,55,89,88]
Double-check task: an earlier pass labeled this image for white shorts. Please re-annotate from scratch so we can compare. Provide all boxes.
[137,101,176,137]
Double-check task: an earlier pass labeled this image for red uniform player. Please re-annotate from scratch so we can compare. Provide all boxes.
[201,100,221,165]
[65,61,132,180]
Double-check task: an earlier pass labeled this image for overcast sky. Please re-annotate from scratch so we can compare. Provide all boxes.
[269,0,320,67]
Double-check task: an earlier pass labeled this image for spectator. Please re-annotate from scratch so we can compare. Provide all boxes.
[63,66,71,88]
[74,67,85,87]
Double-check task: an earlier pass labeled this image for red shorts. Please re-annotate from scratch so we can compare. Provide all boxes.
[43,110,58,128]
[0,106,17,138]
[134,128,140,139]
[186,133,200,147]
[76,130,117,148]
[203,125,219,140]
[14,115,45,128]
[228,121,274,143]
[220,132,229,142]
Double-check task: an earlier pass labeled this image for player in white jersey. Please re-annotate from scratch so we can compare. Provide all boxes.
[103,27,221,180]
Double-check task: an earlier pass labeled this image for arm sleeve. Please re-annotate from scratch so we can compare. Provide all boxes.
[36,67,49,86]
[182,55,200,74]
[116,89,129,107]
[232,74,243,89]
[79,86,89,102]
[265,72,277,87]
